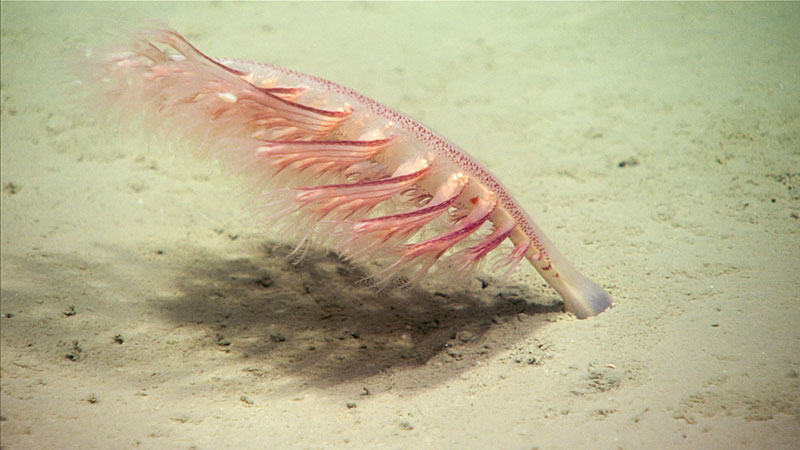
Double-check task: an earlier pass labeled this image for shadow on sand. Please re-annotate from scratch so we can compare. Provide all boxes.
[2,240,561,391]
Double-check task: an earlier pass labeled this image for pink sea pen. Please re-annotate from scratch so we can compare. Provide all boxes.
[89,26,613,319]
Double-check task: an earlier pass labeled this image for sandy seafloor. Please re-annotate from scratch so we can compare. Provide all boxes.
[1,2,798,449]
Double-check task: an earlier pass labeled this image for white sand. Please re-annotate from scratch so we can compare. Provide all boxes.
[1,3,798,448]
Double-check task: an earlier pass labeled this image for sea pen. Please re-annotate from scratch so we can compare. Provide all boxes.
[90,27,613,318]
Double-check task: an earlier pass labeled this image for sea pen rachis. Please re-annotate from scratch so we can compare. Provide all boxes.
[90,27,613,319]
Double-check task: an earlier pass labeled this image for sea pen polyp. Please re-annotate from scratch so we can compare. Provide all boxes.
[90,27,613,318]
